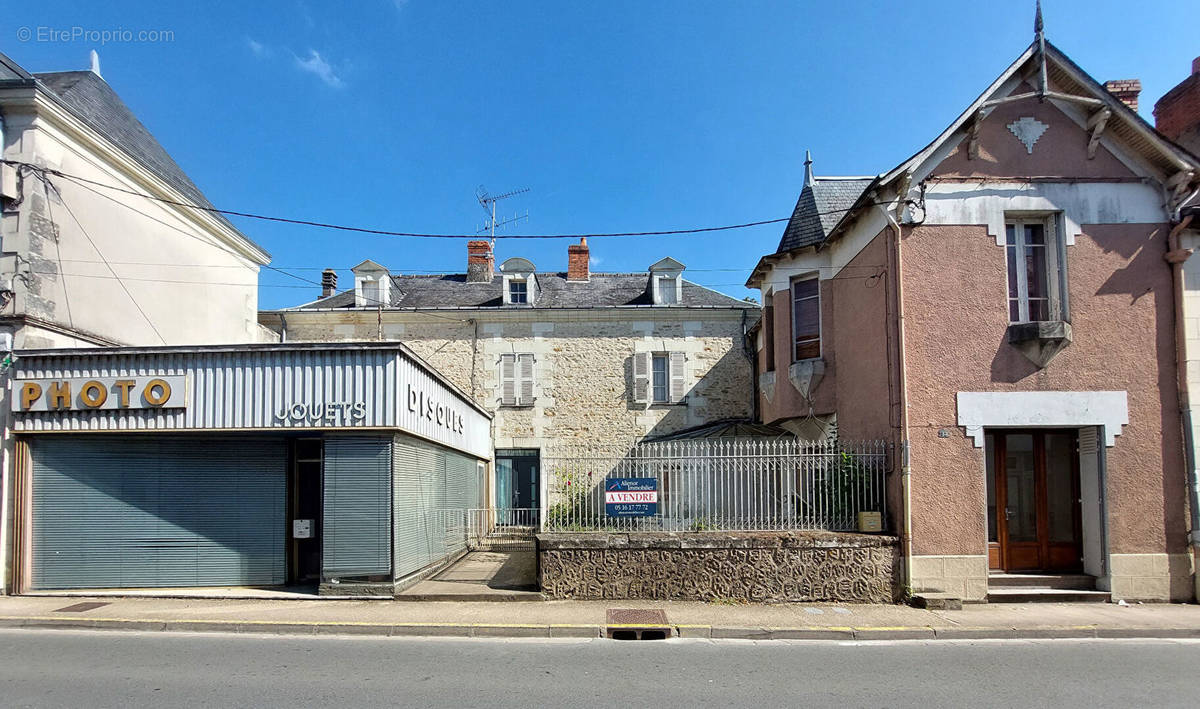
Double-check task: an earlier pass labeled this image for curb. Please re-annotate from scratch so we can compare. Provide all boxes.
[4,616,1200,641]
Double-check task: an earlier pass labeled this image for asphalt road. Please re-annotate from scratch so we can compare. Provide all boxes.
[1,629,1198,708]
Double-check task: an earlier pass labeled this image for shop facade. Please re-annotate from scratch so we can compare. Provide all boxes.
[3,342,492,595]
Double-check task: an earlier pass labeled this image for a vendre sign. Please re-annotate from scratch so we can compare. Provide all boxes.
[604,477,658,517]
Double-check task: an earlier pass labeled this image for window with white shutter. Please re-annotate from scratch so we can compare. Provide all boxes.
[632,351,651,404]
[499,353,535,407]
[633,351,686,405]
[669,351,687,403]
[499,354,517,406]
[517,354,535,406]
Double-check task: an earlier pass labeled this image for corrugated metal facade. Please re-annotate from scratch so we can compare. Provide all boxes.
[322,437,393,578]
[392,434,485,580]
[11,345,492,461]
[31,436,286,589]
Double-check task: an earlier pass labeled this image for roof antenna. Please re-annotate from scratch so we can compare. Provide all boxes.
[89,50,102,78]
[1034,0,1047,100]
[475,185,530,244]
[803,150,814,188]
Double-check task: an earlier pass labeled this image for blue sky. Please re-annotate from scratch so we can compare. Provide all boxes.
[5,1,1197,308]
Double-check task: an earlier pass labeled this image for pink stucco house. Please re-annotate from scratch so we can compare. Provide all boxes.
[747,32,1200,603]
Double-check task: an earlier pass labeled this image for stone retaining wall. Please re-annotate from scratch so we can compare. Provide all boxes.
[537,531,900,603]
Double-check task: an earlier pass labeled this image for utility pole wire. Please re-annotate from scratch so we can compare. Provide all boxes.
[41,174,167,344]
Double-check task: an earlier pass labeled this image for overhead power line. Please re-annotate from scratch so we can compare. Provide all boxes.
[4,160,891,241]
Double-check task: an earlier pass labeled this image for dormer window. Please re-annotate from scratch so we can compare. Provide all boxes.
[509,279,528,304]
[648,257,685,305]
[350,259,391,308]
[500,257,538,306]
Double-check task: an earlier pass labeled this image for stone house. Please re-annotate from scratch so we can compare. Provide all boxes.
[259,238,758,519]
[746,33,1200,603]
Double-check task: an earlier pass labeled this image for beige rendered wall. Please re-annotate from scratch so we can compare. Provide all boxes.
[1,99,266,347]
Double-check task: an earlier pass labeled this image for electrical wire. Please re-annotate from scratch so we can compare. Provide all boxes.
[40,173,168,344]
[5,160,890,241]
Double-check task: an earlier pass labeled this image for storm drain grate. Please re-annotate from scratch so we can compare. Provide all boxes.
[53,602,111,613]
[606,608,671,640]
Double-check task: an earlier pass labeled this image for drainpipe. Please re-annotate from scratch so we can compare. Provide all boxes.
[879,196,913,595]
[1166,213,1200,602]
[278,312,288,342]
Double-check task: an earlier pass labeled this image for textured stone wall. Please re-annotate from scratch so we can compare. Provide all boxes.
[537,531,900,603]
[279,312,755,449]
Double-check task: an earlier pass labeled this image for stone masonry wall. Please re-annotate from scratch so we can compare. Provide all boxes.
[281,312,754,449]
[537,531,900,603]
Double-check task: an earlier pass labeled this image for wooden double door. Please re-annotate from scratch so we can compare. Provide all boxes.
[986,430,1082,572]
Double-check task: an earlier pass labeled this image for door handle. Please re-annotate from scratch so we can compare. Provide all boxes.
[1005,507,1014,520]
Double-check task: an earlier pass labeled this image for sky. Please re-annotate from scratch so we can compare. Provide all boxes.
[4,1,1197,308]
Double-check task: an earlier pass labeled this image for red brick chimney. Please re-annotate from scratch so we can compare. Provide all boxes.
[566,238,590,282]
[321,268,338,298]
[1154,57,1200,155]
[467,240,494,283]
[1104,79,1142,112]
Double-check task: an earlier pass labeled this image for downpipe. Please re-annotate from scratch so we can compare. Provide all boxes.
[880,203,913,595]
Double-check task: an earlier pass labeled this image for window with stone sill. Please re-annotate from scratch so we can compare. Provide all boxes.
[1005,216,1066,324]
[508,280,528,305]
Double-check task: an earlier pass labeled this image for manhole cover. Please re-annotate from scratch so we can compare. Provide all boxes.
[53,602,111,613]
[606,608,670,640]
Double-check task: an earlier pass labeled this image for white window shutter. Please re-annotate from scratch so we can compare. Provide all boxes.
[517,354,535,406]
[632,351,650,404]
[669,351,687,403]
[499,354,516,406]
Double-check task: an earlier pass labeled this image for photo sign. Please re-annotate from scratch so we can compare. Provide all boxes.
[604,477,658,517]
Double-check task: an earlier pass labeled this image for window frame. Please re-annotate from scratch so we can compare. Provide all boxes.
[1005,215,1063,324]
[651,353,669,403]
[763,291,776,373]
[508,279,529,305]
[790,274,821,363]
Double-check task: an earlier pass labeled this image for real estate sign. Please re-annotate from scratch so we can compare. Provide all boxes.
[605,477,658,517]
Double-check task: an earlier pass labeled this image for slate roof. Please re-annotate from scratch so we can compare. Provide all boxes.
[775,177,874,253]
[293,272,753,310]
[31,71,240,234]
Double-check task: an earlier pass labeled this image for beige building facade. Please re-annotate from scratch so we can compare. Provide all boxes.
[261,239,757,521]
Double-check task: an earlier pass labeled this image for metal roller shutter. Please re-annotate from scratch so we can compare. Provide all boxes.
[31,436,286,590]
[322,437,392,577]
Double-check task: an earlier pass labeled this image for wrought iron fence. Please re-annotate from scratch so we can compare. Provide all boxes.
[431,508,539,553]
[543,438,889,533]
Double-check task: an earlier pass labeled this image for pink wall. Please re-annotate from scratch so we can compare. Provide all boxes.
[758,232,893,439]
[935,83,1136,180]
[901,221,1185,556]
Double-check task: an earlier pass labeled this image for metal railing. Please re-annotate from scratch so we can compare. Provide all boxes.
[431,508,539,552]
[543,438,889,533]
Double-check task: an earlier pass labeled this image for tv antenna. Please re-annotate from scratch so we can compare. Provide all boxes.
[476,185,530,239]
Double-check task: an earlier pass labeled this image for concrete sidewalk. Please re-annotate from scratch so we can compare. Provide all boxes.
[2,594,1200,640]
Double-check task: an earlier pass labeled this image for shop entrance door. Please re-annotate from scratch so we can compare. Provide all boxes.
[495,448,539,526]
[987,430,1082,572]
[289,439,323,584]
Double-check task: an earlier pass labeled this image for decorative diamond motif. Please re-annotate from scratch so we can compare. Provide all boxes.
[1007,116,1049,154]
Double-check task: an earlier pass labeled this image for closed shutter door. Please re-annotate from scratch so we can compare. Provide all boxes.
[31,436,285,590]
[393,437,441,578]
[442,451,479,556]
[323,437,392,578]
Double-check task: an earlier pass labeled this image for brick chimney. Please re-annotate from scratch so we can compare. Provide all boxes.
[1104,79,1142,112]
[567,238,590,282]
[467,240,494,283]
[321,268,338,298]
[1154,57,1200,156]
